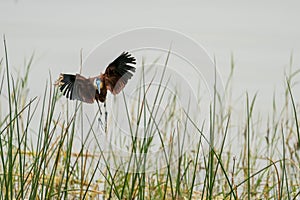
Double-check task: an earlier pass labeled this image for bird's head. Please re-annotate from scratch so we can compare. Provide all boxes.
[94,77,102,94]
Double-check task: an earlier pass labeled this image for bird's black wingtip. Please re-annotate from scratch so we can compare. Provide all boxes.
[55,73,76,99]
[120,51,136,65]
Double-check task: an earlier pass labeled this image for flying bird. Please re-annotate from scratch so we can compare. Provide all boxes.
[55,52,136,104]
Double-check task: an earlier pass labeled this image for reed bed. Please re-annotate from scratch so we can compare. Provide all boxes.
[0,38,300,199]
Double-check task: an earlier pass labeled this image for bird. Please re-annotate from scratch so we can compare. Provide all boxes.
[55,52,136,104]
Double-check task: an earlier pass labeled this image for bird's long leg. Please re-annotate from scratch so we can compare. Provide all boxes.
[96,100,104,130]
[104,100,108,133]
[96,100,102,115]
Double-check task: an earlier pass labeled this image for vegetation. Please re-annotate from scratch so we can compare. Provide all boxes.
[0,38,300,199]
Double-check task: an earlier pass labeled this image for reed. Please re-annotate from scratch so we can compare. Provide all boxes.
[0,39,300,199]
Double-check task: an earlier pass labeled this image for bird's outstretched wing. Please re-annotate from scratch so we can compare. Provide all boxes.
[55,73,96,104]
[104,52,136,95]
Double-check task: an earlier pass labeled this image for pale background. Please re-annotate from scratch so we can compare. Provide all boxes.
[1,0,300,114]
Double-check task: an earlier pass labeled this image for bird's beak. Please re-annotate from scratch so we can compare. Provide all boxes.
[96,82,101,94]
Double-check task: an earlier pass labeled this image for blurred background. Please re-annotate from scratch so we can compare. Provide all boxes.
[1,0,300,112]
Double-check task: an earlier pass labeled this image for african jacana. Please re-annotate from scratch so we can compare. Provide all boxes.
[55,52,136,104]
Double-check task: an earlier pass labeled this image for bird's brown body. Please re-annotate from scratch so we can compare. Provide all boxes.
[55,52,136,103]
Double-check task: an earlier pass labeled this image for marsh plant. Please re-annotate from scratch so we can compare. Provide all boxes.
[0,39,300,199]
